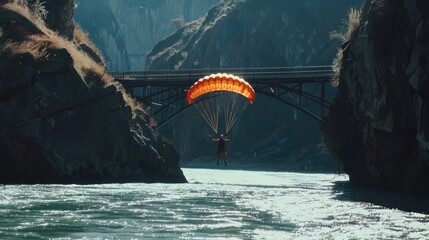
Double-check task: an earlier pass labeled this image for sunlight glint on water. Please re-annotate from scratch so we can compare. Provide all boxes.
[0,168,428,239]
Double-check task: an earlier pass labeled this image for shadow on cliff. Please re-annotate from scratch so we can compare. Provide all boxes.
[0,1,186,184]
[332,181,429,214]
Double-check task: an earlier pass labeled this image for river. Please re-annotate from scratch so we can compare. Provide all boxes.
[0,168,428,239]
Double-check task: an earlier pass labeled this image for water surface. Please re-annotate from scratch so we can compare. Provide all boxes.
[1,168,428,239]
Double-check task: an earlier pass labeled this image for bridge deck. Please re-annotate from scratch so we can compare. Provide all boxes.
[111,66,334,87]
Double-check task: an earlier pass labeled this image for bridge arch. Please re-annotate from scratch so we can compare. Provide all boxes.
[112,66,334,128]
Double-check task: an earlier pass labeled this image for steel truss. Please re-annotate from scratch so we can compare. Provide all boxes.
[112,66,334,128]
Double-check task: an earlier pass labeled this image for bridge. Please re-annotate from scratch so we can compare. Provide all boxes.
[111,66,335,128]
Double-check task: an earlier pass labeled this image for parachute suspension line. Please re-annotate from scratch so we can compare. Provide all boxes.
[193,99,212,132]
[208,93,219,134]
[193,92,224,134]
[224,92,230,134]
[210,92,219,133]
[226,94,249,134]
[228,112,239,133]
[221,92,243,135]
[225,94,234,134]
[194,96,218,133]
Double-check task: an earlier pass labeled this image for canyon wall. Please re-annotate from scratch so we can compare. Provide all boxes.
[323,0,429,193]
[74,0,220,70]
[146,0,364,171]
[0,1,186,183]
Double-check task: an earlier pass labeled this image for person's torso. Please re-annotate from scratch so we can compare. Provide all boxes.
[218,139,225,149]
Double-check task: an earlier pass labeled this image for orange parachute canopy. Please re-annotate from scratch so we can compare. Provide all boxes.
[186,73,255,104]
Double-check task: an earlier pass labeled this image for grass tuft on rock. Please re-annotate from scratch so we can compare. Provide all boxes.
[1,0,146,115]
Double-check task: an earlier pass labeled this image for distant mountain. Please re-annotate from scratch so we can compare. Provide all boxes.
[146,0,365,171]
[146,0,364,69]
[74,0,220,71]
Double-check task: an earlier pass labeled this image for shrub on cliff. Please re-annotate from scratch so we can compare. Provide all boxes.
[330,8,361,86]
[0,0,186,183]
[2,0,145,113]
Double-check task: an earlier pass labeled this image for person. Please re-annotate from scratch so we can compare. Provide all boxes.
[210,134,230,166]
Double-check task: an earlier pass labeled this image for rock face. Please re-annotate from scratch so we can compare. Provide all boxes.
[73,0,130,70]
[323,0,429,193]
[146,0,364,69]
[43,0,75,39]
[0,2,186,183]
[145,0,364,170]
[74,0,220,70]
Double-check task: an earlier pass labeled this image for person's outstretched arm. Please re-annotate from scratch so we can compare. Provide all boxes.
[209,135,219,142]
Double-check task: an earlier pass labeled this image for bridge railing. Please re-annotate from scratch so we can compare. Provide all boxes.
[110,66,334,86]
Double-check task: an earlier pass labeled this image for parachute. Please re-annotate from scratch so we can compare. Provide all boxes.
[187,73,255,134]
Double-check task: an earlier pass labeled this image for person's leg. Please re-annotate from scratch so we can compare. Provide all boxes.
[224,151,228,166]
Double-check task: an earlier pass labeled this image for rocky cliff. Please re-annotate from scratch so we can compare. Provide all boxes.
[74,0,220,70]
[0,1,186,183]
[323,0,429,193]
[146,0,364,171]
[146,0,364,69]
